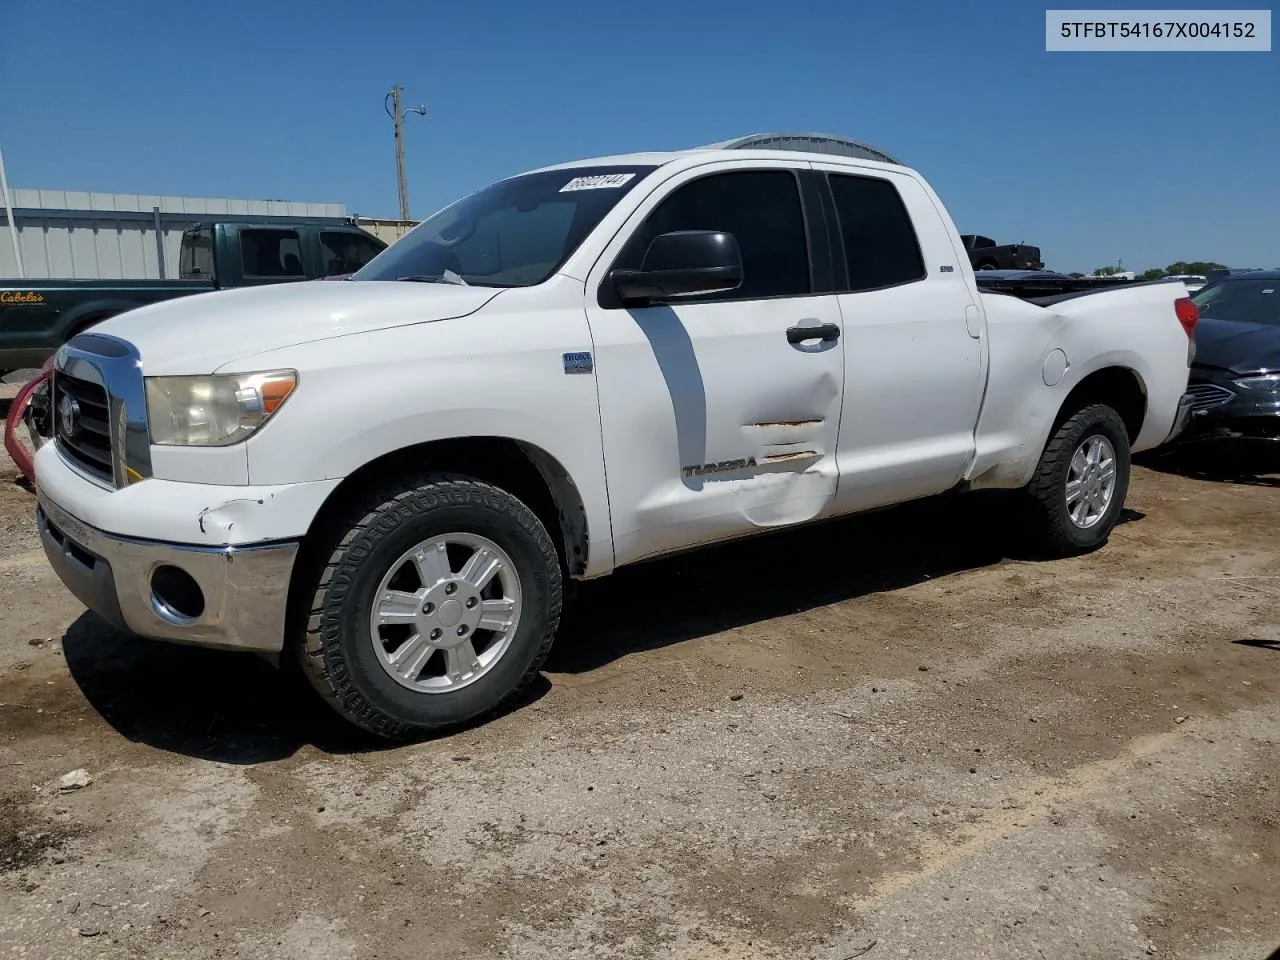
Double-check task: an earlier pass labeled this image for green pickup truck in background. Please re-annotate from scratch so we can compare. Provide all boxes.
[0,219,386,374]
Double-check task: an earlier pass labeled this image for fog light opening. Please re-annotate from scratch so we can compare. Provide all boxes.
[151,565,205,624]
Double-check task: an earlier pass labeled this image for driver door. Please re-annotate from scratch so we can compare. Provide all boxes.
[584,162,846,566]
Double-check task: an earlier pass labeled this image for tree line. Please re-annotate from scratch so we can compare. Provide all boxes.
[1070,261,1228,280]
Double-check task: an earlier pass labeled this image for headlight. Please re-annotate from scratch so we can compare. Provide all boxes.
[146,370,298,446]
[1233,373,1280,392]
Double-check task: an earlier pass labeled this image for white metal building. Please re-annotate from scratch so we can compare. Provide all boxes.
[1,189,350,280]
[351,216,419,246]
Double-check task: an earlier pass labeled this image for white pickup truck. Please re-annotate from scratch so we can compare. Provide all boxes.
[34,138,1197,739]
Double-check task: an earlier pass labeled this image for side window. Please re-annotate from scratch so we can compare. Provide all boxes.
[240,229,305,278]
[614,169,810,301]
[179,228,214,279]
[828,174,926,292]
[320,232,386,276]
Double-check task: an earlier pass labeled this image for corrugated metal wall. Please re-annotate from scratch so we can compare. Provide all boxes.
[1,190,349,280]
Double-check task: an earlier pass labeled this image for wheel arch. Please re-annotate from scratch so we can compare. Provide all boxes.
[1051,365,1147,443]
[301,436,591,578]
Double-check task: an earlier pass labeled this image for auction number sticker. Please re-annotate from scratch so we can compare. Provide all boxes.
[560,173,636,192]
[1046,9,1271,50]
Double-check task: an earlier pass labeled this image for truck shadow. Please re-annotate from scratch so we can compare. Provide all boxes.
[58,490,1141,763]
[58,615,461,762]
[548,492,1142,673]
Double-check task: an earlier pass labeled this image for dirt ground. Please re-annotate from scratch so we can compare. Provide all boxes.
[0,426,1277,960]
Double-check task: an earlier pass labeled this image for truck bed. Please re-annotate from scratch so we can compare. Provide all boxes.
[974,270,1180,305]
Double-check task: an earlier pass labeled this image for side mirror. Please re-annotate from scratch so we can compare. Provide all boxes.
[609,230,743,304]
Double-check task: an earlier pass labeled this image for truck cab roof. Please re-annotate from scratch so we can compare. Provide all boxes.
[524,132,912,178]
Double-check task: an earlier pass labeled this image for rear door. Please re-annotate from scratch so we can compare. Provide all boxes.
[810,163,986,512]
[584,161,846,566]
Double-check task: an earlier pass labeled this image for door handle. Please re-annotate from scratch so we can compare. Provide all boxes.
[786,322,841,344]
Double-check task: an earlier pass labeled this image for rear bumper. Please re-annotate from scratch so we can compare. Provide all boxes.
[38,487,298,653]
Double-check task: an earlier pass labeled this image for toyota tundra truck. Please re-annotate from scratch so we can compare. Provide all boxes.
[32,140,1197,740]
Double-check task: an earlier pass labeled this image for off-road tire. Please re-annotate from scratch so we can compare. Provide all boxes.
[293,475,562,741]
[1025,403,1131,557]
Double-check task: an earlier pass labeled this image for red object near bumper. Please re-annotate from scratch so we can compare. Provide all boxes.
[4,359,54,483]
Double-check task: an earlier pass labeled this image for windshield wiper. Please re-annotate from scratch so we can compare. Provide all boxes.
[395,270,469,286]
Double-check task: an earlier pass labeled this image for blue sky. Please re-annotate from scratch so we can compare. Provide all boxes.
[1,0,1275,274]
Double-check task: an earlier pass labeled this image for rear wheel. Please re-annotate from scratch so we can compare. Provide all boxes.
[1024,403,1131,556]
[294,475,562,740]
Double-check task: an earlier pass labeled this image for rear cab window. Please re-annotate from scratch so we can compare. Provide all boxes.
[179,228,214,280]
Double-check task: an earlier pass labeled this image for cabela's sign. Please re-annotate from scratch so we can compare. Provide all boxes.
[0,291,45,304]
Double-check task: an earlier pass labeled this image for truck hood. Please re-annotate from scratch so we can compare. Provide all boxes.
[87,280,503,375]
[1192,316,1280,375]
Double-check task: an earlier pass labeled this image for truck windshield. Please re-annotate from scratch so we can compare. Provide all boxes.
[352,165,658,288]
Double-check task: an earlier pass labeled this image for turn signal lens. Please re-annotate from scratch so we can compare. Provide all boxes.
[259,376,296,414]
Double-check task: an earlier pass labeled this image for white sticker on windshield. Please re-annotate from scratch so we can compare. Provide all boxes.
[559,173,636,192]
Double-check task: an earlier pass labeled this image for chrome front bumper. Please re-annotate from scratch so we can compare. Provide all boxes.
[37,488,298,653]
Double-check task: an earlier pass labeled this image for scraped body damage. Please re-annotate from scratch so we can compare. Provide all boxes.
[588,297,846,567]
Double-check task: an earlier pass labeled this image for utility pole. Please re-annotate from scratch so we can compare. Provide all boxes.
[385,86,426,221]
[0,144,24,279]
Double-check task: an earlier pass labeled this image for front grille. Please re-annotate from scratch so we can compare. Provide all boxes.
[54,371,115,484]
[1184,382,1235,413]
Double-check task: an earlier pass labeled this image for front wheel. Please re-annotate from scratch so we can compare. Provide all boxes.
[294,476,562,740]
[1024,403,1131,557]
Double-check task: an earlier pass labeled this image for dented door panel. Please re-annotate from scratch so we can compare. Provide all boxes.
[583,159,846,566]
[589,294,845,566]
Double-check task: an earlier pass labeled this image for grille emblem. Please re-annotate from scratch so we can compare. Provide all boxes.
[58,393,81,439]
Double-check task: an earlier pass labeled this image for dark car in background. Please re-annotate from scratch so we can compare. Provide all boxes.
[1179,270,1280,445]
